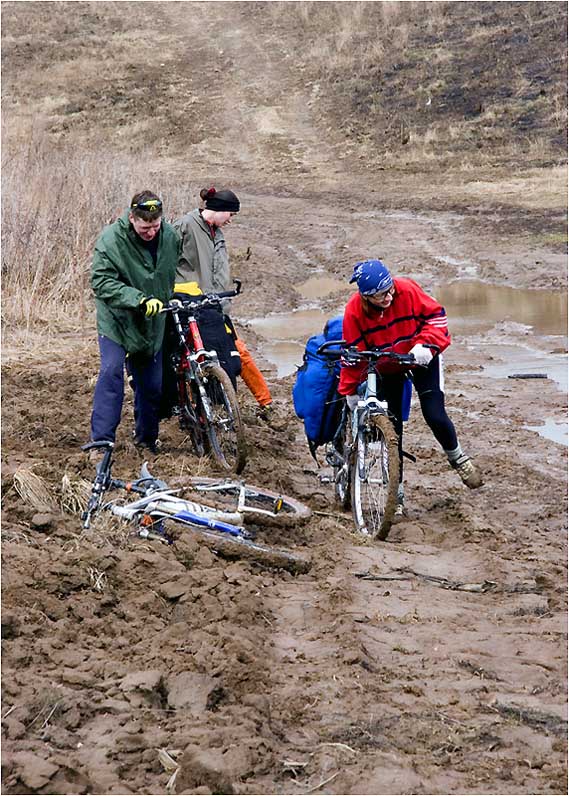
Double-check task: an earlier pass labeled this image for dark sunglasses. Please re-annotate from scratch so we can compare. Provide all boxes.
[131,199,163,211]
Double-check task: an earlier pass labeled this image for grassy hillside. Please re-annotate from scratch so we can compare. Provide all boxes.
[267,1,568,169]
[2,2,566,166]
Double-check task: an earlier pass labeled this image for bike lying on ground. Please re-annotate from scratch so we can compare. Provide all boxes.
[81,441,311,573]
[317,342,416,540]
[163,280,246,473]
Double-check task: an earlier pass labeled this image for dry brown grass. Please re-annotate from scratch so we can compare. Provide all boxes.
[0,123,194,337]
[13,465,57,512]
[269,1,567,170]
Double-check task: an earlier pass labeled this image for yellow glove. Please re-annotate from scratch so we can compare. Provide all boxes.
[140,297,164,317]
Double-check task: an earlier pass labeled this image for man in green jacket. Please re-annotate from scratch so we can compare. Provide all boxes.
[89,190,180,453]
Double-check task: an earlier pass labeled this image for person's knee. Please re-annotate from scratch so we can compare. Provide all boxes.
[419,391,447,424]
[99,363,124,385]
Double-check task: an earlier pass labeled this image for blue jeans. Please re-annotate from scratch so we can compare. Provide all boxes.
[91,335,163,446]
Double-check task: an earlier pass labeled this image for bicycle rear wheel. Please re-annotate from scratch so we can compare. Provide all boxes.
[179,374,207,458]
[333,413,352,510]
[185,477,311,527]
[201,363,247,474]
[351,413,399,540]
[165,520,311,574]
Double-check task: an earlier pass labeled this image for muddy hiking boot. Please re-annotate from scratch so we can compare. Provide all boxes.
[450,454,483,489]
[133,433,161,455]
[256,403,288,431]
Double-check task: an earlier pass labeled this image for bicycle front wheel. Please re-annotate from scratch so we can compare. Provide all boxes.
[185,477,311,527]
[351,413,399,540]
[179,374,207,458]
[201,363,247,474]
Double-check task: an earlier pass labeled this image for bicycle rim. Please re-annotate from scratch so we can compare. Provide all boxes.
[185,477,311,526]
[351,413,399,540]
[202,363,247,473]
[166,520,310,574]
[179,374,207,457]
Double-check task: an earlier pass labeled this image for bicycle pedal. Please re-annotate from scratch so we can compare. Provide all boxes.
[137,527,173,545]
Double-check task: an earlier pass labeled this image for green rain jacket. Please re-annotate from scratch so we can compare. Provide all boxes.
[91,212,180,356]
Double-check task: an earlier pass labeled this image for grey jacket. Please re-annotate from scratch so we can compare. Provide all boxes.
[173,209,231,294]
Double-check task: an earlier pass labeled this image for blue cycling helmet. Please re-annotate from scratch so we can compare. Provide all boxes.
[349,259,393,296]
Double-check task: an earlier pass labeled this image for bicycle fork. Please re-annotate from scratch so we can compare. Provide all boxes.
[353,369,390,483]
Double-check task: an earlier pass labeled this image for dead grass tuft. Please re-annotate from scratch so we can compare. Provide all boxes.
[13,466,57,512]
[60,474,92,515]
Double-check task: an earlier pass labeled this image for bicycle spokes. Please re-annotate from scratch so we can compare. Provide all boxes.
[351,415,399,539]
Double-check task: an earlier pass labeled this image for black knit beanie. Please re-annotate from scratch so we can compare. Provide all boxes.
[203,188,240,213]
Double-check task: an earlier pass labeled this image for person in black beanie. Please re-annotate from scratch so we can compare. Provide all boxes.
[174,187,276,419]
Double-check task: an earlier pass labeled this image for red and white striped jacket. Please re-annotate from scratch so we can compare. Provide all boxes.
[338,277,451,395]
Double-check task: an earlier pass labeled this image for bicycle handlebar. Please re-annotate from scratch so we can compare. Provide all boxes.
[81,440,114,453]
[316,340,416,367]
[162,279,242,313]
[80,441,115,528]
[346,349,416,367]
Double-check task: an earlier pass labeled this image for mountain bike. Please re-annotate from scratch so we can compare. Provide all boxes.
[317,343,416,540]
[80,441,311,573]
[163,281,246,473]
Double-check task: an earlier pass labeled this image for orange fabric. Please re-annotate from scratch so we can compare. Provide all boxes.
[235,337,272,407]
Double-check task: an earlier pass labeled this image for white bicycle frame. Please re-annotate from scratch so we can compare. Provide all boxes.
[190,481,285,519]
[106,481,285,525]
[352,369,390,480]
[107,490,243,525]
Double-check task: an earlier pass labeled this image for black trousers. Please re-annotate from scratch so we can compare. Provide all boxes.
[376,356,458,482]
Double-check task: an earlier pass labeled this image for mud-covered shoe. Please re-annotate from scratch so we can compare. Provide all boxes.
[133,436,161,455]
[256,403,274,420]
[393,502,406,522]
[256,403,288,431]
[450,454,483,489]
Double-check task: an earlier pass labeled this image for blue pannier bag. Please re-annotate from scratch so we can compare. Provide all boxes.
[293,315,344,459]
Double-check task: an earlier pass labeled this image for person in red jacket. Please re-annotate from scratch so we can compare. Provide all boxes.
[338,259,482,512]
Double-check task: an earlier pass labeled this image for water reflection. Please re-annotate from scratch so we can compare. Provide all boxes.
[295,276,349,300]
[258,341,306,378]
[250,308,328,339]
[250,279,567,347]
[525,418,568,446]
[436,281,567,336]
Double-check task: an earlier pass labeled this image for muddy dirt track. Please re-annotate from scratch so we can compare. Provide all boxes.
[1,3,568,795]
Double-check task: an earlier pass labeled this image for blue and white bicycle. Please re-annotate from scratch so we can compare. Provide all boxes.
[81,441,311,573]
